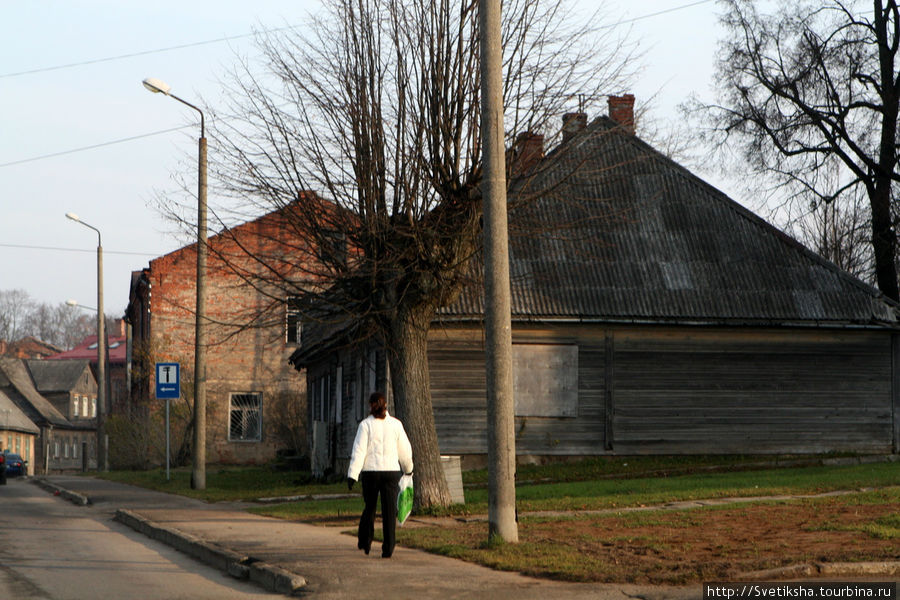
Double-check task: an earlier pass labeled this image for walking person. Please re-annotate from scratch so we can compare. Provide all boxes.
[347,391,414,558]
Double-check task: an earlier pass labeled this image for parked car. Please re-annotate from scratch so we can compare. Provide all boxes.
[4,453,26,477]
[0,453,5,484]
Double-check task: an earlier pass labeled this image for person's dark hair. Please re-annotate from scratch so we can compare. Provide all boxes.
[369,392,388,419]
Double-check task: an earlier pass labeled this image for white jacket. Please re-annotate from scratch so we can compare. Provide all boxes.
[347,411,414,481]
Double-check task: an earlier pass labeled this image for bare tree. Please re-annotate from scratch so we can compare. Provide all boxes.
[187,0,637,508]
[784,161,876,282]
[0,289,101,350]
[0,289,35,342]
[689,0,900,300]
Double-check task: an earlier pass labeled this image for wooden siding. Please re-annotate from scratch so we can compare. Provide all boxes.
[428,326,895,456]
[612,332,892,454]
[429,342,608,455]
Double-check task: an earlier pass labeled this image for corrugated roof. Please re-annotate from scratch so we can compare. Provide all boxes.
[0,389,40,434]
[25,359,91,393]
[440,117,897,327]
[0,357,71,428]
[49,334,127,363]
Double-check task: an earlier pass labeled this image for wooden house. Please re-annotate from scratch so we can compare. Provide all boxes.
[290,96,900,474]
[0,357,97,473]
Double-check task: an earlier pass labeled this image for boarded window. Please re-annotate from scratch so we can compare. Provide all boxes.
[512,344,578,417]
[229,393,262,442]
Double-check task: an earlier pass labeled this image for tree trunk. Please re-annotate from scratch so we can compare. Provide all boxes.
[869,181,899,301]
[871,2,900,302]
[384,306,452,510]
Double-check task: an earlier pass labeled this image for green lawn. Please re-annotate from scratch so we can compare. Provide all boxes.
[247,460,900,521]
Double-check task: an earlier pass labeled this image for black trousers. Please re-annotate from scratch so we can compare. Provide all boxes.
[358,470,402,557]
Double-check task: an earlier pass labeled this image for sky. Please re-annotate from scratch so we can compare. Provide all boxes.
[1,0,724,316]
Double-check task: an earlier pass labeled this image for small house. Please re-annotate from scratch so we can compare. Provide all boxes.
[292,96,900,473]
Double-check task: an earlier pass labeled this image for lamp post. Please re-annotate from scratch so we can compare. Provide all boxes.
[142,77,208,490]
[64,213,108,472]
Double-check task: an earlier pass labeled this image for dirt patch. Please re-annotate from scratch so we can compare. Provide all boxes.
[396,492,900,585]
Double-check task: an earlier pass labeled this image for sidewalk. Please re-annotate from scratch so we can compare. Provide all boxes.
[32,476,899,599]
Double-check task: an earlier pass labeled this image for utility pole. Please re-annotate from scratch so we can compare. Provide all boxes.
[480,0,518,543]
[97,238,107,472]
[65,213,107,472]
[142,77,208,490]
[193,131,208,490]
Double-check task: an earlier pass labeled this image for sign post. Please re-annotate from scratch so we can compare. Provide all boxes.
[155,363,180,481]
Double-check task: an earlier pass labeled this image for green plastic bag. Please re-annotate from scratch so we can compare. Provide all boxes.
[397,474,414,526]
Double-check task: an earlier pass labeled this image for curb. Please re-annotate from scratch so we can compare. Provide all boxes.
[114,509,307,596]
[736,561,900,581]
[31,478,90,506]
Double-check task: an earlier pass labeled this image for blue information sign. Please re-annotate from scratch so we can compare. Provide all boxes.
[155,362,180,399]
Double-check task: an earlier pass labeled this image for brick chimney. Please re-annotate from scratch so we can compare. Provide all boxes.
[509,131,544,175]
[608,94,635,134]
[562,112,588,142]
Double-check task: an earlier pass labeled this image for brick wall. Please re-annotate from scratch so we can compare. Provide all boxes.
[144,208,311,464]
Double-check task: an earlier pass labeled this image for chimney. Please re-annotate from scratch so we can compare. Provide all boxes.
[608,94,635,135]
[509,131,544,175]
[562,112,588,142]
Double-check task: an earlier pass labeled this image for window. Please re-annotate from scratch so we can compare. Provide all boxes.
[318,230,348,266]
[64,442,70,458]
[229,393,262,442]
[285,297,302,345]
[73,441,79,459]
[91,398,97,418]
[73,395,80,418]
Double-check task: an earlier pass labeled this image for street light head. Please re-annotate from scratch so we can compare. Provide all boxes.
[65,212,80,222]
[142,77,172,95]
[66,299,78,307]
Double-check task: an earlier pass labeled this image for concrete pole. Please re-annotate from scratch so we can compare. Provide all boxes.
[479,0,518,543]
[192,134,208,490]
[97,239,108,472]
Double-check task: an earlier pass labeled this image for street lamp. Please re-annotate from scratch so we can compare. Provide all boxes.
[66,299,96,311]
[142,77,208,490]
[65,213,108,472]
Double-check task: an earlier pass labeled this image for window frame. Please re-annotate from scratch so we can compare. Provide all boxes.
[228,392,263,443]
[285,296,302,345]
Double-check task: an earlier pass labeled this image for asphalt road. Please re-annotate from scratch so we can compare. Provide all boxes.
[0,477,283,600]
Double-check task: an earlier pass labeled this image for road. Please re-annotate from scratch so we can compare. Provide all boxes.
[0,478,282,599]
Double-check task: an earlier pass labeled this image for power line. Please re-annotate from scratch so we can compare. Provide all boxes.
[0,1,716,168]
[0,25,299,79]
[604,0,715,27]
[0,125,193,168]
[2,3,713,80]
[0,242,159,257]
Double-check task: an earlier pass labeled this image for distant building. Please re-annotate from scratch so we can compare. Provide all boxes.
[0,389,39,472]
[0,357,97,473]
[47,320,128,415]
[0,336,63,360]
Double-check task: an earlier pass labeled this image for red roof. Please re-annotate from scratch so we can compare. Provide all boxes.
[48,334,127,364]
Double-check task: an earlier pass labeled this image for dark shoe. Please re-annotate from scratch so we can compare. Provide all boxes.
[358,540,372,555]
